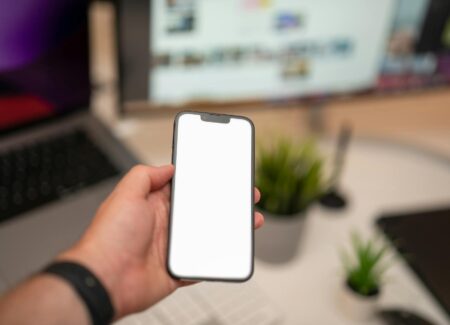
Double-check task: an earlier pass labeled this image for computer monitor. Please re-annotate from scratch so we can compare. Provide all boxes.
[118,0,396,109]
[0,0,90,134]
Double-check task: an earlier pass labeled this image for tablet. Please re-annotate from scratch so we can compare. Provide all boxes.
[377,207,450,317]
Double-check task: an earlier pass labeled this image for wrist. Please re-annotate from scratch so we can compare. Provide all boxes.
[57,244,125,319]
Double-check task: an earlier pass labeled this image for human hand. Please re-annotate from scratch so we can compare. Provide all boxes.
[59,165,264,320]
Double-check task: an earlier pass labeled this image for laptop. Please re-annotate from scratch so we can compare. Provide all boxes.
[0,0,137,291]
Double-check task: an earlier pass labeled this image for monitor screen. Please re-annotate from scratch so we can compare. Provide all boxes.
[0,0,90,133]
[119,0,395,106]
[118,0,450,109]
[379,0,450,91]
[150,0,394,105]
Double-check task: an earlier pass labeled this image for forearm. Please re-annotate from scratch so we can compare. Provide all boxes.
[0,274,90,325]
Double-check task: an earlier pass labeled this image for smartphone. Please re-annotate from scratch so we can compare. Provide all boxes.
[168,111,254,282]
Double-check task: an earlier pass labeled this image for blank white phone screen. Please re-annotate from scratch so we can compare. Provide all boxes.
[169,113,253,281]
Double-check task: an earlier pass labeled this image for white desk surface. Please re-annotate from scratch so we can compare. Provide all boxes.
[89,14,450,319]
[112,111,450,325]
[86,16,450,319]
[252,139,450,325]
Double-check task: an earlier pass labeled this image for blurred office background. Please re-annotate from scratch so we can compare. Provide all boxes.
[1,0,450,324]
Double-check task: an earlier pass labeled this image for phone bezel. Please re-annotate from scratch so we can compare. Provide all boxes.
[167,111,255,282]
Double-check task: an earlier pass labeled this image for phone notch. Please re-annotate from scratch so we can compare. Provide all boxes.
[200,113,230,124]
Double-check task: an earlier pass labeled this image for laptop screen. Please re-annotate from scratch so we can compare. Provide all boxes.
[0,0,90,133]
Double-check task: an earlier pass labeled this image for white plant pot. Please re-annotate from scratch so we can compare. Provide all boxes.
[255,210,306,264]
[338,282,380,321]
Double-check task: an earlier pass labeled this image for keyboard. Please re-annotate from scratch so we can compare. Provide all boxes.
[115,281,282,325]
[0,129,119,223]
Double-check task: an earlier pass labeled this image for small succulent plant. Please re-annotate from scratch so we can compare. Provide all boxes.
[342,233,389,296]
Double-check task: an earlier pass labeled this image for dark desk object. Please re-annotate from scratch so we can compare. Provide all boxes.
[377,207,450,318]
[378,309,435,325]
[319,124,352,209]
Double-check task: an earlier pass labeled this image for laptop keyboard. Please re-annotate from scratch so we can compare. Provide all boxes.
[0,129,119,224]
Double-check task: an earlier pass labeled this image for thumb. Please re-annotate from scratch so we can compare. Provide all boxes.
[116,165,174,197]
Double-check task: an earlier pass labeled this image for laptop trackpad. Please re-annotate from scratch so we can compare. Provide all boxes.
[0,179,117,292]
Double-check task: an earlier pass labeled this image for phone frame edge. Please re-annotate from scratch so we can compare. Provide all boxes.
[166,110,255,283]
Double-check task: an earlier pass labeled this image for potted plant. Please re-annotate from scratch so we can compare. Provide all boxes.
[339,233,388,320]
[255,138,323,263]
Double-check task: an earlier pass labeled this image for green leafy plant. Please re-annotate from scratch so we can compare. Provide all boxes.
[256,138,323,216]
[342,233,388,297]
